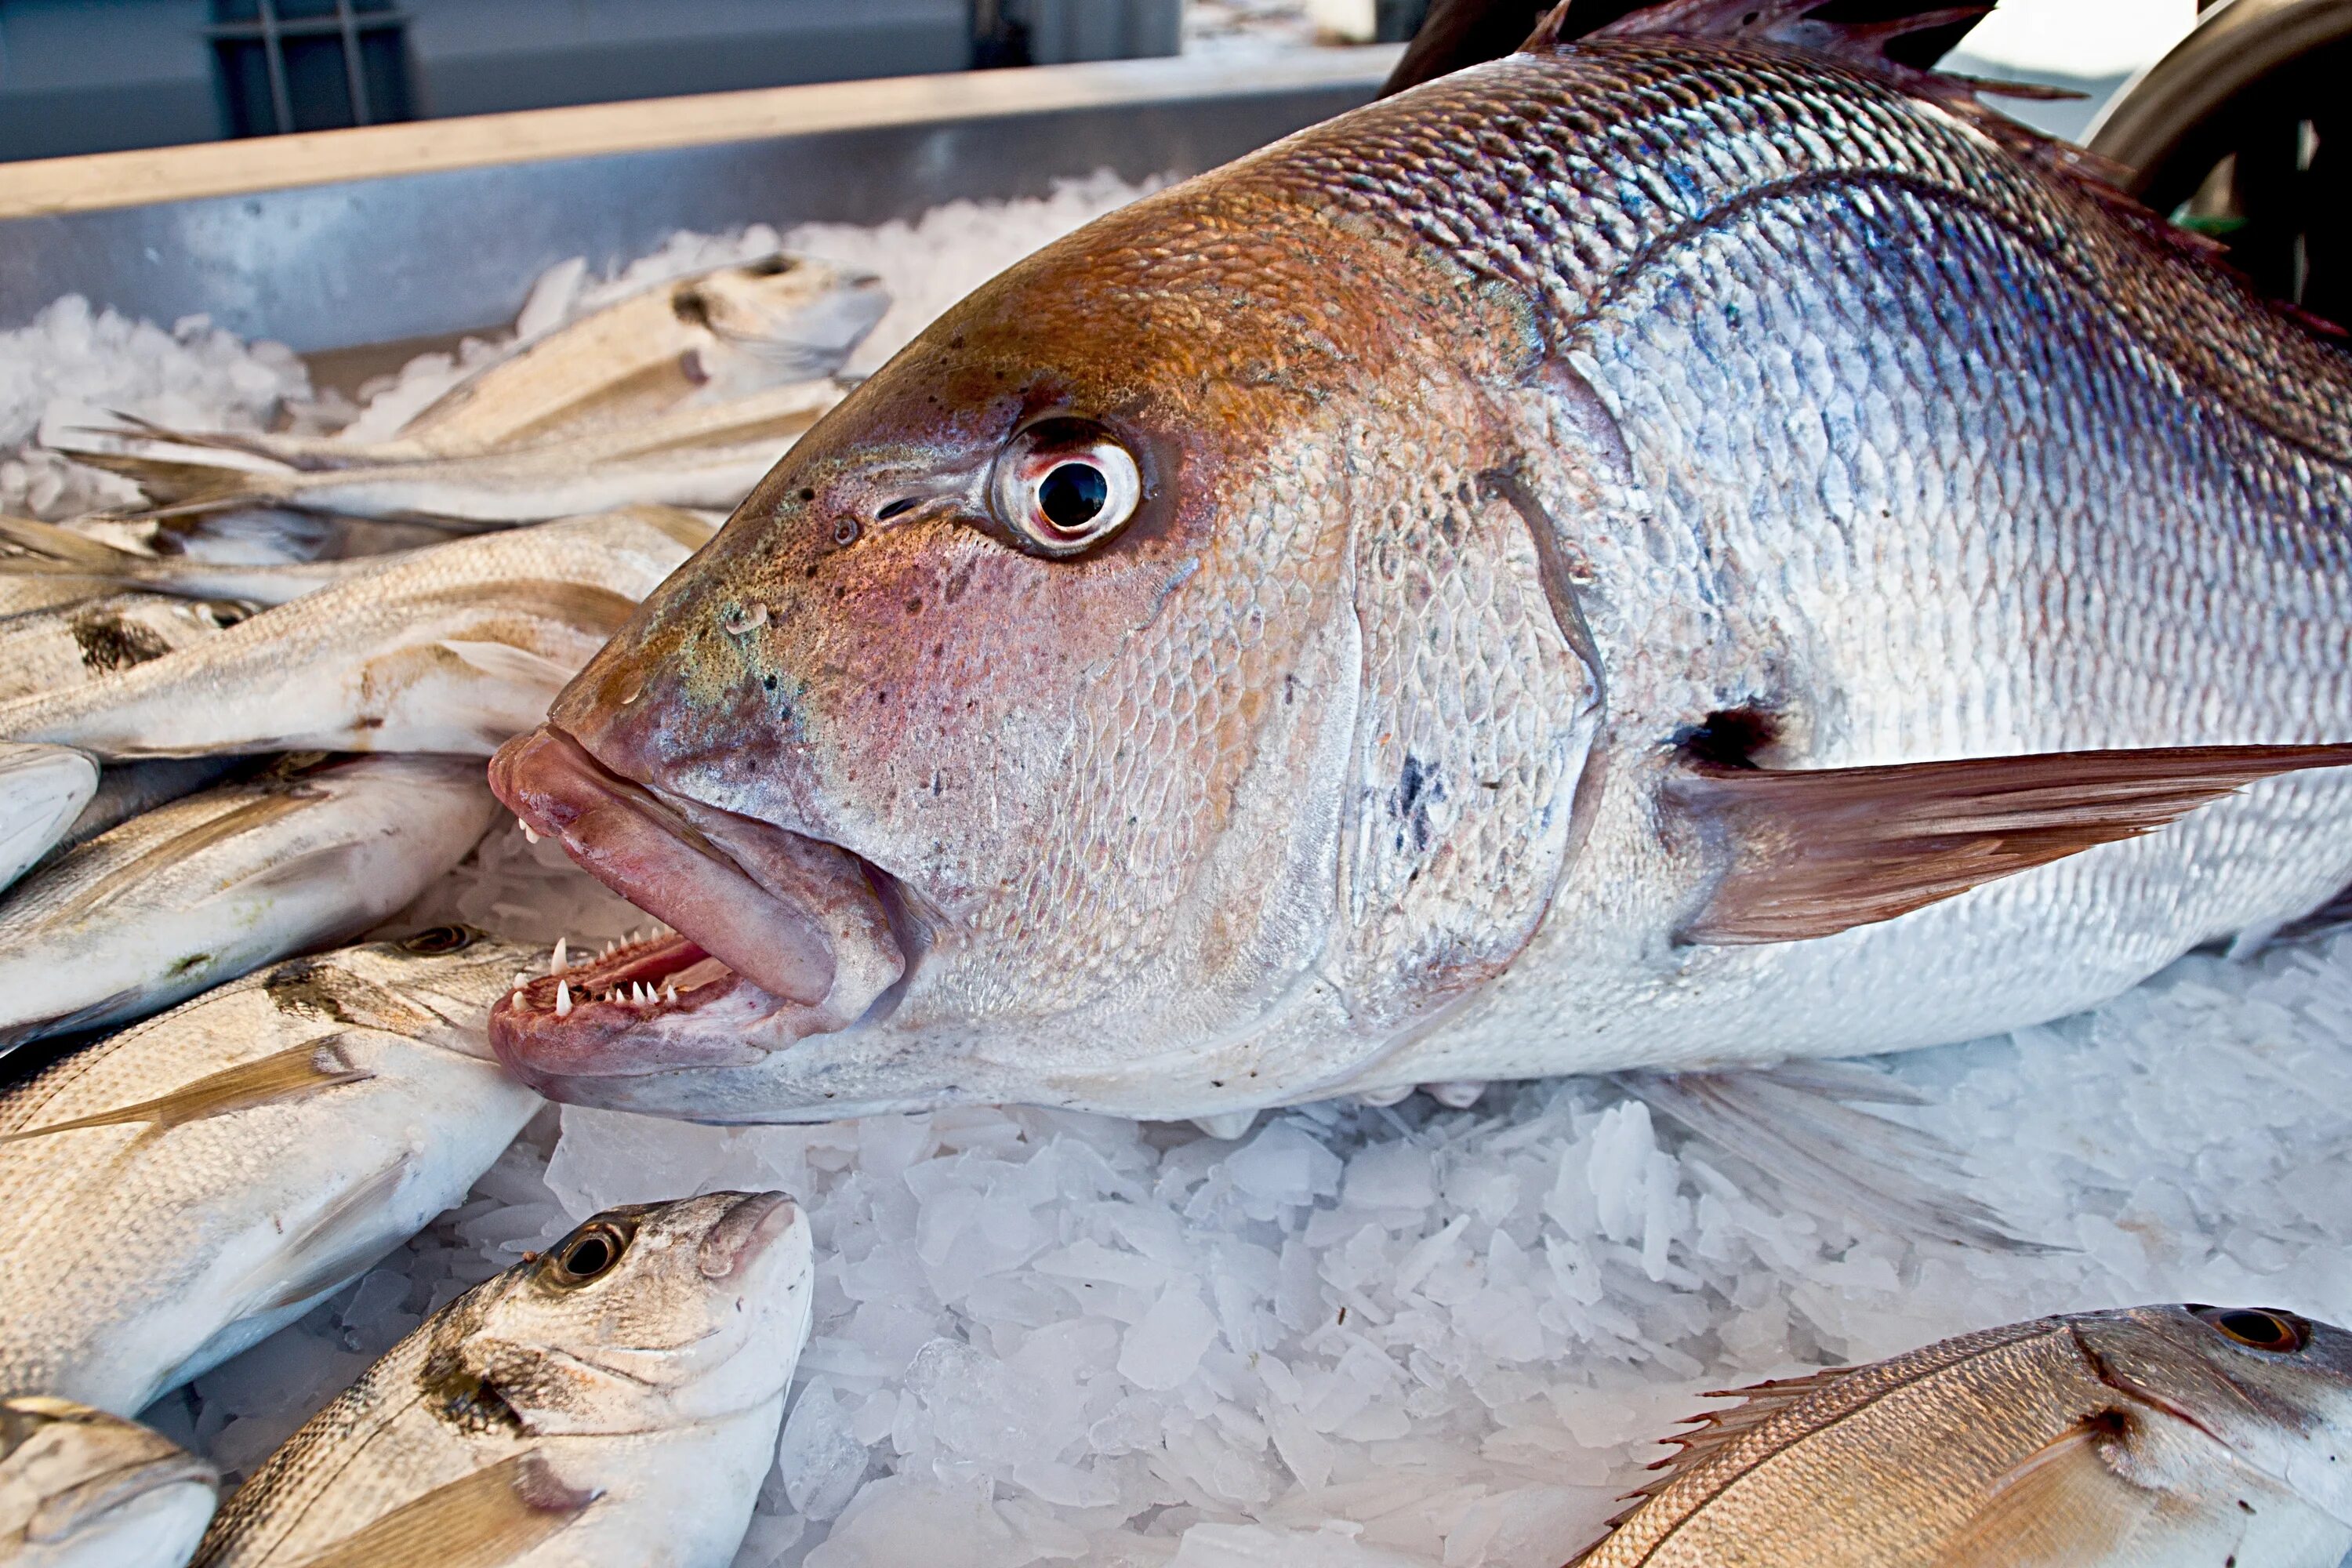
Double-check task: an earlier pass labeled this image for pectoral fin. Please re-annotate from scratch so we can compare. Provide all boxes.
[1672,743,2352,945]
[1,1036,372,1142]
[1934,1417,2175,1566]
[287,1450,596,1568]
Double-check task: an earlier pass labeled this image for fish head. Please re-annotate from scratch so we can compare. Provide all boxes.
[269,927,539,1057]
[0,1395,217,1555]
[677,255,892,386]
[2081,1305,2352,1523]
[453,1191,812,1434]
[492,165,1607,1122]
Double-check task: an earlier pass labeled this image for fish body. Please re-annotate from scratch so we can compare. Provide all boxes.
[194,1190,813,1568]
[0,745,96,895]
[1573,1304,2352,1566]
[485,5,2352,1123]
[0,593,249,706]
[0,929,543,1416]
[0,508,713,760]
[0,1396,217,1568]
[0,754,498,1051]
[68,380,842,527]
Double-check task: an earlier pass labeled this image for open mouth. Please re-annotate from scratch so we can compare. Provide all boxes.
[488,725,909,1078]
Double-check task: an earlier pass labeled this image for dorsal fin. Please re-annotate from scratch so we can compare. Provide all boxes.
[1599,1367,1864,1528]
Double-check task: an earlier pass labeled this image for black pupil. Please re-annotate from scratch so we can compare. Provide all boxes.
[2218,1310,2293,1348]
[564,1235,613,1276]
[1036,463,1109,532]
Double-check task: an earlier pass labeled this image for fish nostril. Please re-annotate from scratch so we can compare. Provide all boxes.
[833,517,862,546]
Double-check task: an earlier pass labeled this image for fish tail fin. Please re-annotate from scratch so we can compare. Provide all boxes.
[1614,1060,2055,1253]
[53,447,296,519]
[0,514,147,576]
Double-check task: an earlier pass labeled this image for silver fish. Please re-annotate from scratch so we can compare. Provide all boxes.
[194,1191,813,1568]
[0,593,250,706]
[0,745,95,895]
[33,759,246,871]
[0,507,713,760]
[0,753,499,1051]
[0,928,542,1415]
[479,0,2352,1130]
[1573,1304,2352,1566]
[0,1396,217,1568]
[66,382,841,528]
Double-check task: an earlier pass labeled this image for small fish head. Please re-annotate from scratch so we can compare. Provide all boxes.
[498,176,1568,1119]
[677,255,892,386]
[0,1395,217,1552]
[2083,1305,2352,1524]
[456,1191,812,1434]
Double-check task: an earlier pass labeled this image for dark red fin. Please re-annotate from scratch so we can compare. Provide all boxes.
[1671,742,2352,945]
[1382,0,1612,96]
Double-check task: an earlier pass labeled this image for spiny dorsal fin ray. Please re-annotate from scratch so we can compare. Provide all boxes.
[0,1036,372,1143]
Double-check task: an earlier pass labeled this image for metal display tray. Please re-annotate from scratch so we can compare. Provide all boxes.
[0,47,1398,357]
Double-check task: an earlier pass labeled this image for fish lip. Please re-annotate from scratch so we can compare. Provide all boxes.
[488,725,917,1077]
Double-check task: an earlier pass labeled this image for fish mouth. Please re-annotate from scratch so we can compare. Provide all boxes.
[488,725,908,1080]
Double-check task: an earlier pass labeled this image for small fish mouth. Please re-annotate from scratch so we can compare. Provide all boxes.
[488,725,908,1080]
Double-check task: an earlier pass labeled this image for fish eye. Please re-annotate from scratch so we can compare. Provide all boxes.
[543,1221,632,1288]
[2195,1305,2311,1352]
[989,417,1143,557]
[398,924,477,955]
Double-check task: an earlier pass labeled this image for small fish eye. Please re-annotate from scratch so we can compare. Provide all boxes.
[2196,1305,2311,1352]
[399,924,477,955]
[989,417,1143,557]
[833,517,862,546]
[544,1221,631,1287]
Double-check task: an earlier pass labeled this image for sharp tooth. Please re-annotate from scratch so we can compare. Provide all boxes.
[555,979,572,1017]
[632,982,649,1004]
[517,817,540,844]
[550,937,568,975]
[664,982,678,1004]
[512,972,529,992]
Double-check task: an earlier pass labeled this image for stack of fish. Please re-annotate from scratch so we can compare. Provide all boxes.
[0,253,871,1565]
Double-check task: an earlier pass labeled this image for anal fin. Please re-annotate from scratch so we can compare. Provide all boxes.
[1671,742,2352,945]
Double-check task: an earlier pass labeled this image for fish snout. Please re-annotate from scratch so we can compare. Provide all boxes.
[696,1189,804,1281]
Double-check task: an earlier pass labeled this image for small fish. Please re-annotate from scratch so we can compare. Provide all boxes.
[64,382,841,527]
[0,753,499,1052]
[0,517,376,608]
[0,507,713,760]
[193,1190,813,1568]
[484,0,2352,1131]
[1573,1304,2352,1566]
[0,744,95,895]
[0,591,250,706]
[0,927,543,1416]
[0,1396,218,1568]
[32,758,247,871]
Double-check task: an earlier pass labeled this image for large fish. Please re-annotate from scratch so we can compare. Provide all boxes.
[0,1396,217,1568]
[1572,1303,2352,1566]
[0,508,713,760]
[0,753,498,1051]
[0,928,542,1415]
[192,1191,813,1568]
[487,0,2352,1124]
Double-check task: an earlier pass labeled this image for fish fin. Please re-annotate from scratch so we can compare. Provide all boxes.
[1931,1417,2169,1567]
[1333,471,1605,1034]
[0,742,98,891]
[1617,1062,2052,1251]
[1584,1364,1869,1534]
[50,448,291,519]
[280,1450,597,1568]
[0,987,141,1058]
[0,1036,372,1142]
[254,1155,414,1311]
[0,514,146,573]
[1381,0,1563,96]
[1669,743,2352,945]
[433,637,583,689]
